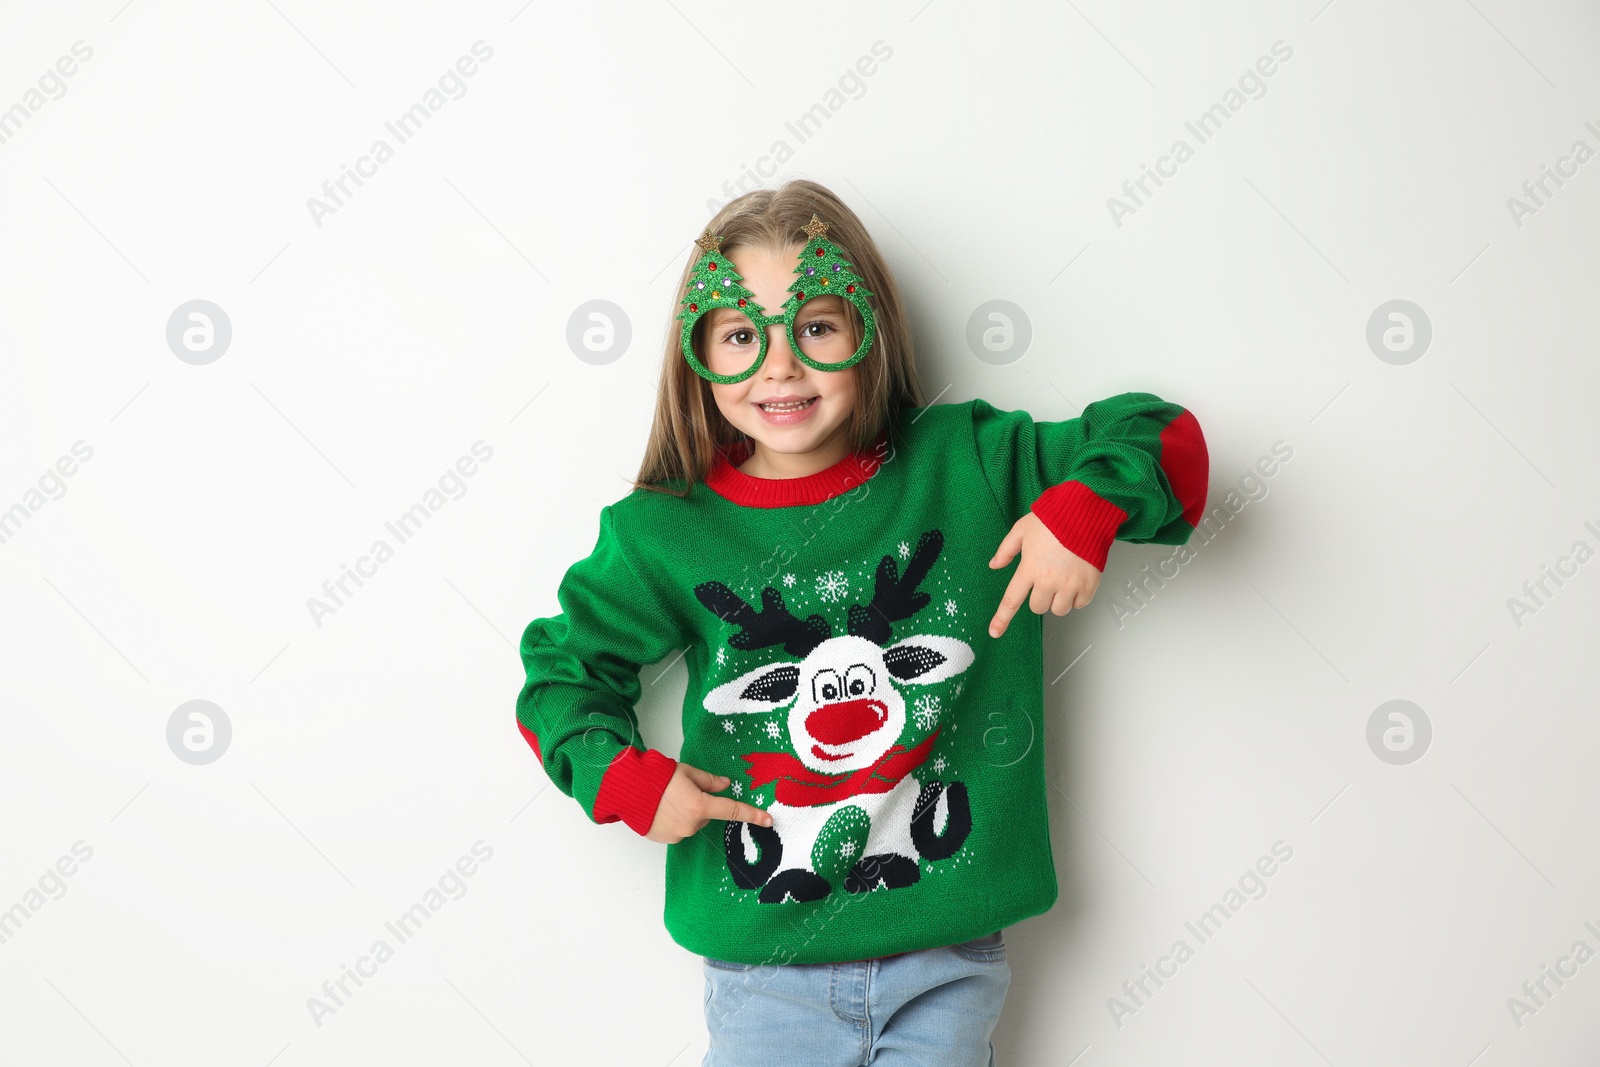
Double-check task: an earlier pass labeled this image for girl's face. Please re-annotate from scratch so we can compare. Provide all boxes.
[703,241,860,465]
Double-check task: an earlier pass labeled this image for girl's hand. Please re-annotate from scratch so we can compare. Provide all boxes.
[987,512,1101,638]
[646,762,774,844]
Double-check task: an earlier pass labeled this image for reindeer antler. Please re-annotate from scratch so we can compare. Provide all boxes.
[848,528,944,645]
[693,581,832,659]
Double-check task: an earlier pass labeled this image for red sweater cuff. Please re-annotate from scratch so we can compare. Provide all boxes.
[1030,481,1126,571]
[593,747,678,836]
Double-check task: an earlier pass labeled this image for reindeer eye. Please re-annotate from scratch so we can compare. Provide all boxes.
[812,669,842,705]
[844,664,875,697]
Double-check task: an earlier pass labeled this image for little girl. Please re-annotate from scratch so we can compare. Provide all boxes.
[516,179,1209,1066]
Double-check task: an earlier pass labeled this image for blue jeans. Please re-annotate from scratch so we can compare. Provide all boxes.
[701,931,1011,1067]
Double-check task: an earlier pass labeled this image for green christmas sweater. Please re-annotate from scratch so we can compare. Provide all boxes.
[515,394,1209,965]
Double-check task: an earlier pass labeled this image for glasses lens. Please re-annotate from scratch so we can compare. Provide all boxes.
[696,307,763,379]
[790,296,866,365]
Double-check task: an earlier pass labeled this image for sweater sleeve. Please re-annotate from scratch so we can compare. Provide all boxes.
[970,393,1210,571]
[515,505,681,836]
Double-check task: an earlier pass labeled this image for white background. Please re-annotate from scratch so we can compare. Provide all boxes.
[2,1,1598,1064]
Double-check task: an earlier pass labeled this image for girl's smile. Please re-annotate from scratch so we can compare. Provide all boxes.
[754,395,820,423]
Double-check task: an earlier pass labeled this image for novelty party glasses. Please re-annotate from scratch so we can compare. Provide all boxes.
[677,214,877,385]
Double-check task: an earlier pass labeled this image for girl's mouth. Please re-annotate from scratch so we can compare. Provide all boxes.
[756,396,819,422]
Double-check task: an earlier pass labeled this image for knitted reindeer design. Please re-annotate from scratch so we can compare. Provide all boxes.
[693,529,975,904]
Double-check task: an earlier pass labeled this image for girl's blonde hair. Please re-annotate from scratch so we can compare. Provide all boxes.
[630,178,924,495]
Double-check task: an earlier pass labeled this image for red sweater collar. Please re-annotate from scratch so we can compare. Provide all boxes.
[705,428,889,507]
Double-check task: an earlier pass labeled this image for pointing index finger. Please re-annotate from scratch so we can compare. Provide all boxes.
[713,796,773,826]
[990,568,1032,636]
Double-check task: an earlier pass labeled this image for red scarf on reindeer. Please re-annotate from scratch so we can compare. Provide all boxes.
[741,728,941,807]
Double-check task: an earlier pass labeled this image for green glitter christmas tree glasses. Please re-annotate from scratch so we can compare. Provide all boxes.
[676,214,878,384]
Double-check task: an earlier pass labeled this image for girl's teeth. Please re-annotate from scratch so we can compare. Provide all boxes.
[762,399,813,411]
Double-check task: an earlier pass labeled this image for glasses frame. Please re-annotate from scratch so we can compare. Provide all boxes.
[680,290,876,385]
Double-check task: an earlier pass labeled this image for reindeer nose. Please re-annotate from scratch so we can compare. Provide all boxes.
[806,699,888,746]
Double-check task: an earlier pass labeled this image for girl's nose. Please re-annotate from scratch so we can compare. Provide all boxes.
[762,325,801,374]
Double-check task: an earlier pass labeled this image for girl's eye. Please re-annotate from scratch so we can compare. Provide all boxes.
[799,320,835,339]
[725,328,755,345]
